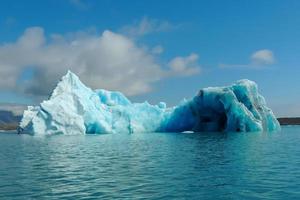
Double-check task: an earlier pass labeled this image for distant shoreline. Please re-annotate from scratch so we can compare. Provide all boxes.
[1,118,300,131]
[277,118,300,125]
[0,123,19,131]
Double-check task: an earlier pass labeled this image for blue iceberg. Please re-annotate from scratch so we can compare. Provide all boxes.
[19,71,280,135]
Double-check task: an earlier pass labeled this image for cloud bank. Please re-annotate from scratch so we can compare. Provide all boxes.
[220,49,275,69]
[251,49,275,65]
[0,27,200,97]
[0,103,26,116]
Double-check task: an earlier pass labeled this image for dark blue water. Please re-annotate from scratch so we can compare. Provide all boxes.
[0,127,300,199]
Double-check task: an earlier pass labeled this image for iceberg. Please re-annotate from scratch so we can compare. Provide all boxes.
[19,71,280,135]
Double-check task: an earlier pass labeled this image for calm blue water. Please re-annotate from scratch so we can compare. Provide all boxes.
[0,127,300,199]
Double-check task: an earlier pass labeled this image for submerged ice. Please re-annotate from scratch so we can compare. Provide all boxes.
[19,71,280,135]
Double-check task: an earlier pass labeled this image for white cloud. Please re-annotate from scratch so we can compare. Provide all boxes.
[0,27,200,97]
[168,53,201,76]
[151,45,164,54]
[120,17,176,37]
[251,49,275,65]
[219,49,275,69]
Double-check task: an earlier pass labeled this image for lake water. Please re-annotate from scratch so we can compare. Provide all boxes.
[0,126,300,199]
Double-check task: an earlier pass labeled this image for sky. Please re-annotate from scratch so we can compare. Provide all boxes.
[0,0,299,117]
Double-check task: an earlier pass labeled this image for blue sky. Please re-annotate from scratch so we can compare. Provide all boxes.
[0,0,299,117]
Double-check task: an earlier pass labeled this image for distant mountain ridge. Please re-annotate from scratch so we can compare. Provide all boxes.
[0,110,22,130]
[0,110,22,123]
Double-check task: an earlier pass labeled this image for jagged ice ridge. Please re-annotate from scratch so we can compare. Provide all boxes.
[19,71,280,135]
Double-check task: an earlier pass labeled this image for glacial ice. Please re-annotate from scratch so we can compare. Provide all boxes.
[19,71,280,135]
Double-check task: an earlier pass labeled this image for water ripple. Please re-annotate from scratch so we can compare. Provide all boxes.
[0,127,300,199]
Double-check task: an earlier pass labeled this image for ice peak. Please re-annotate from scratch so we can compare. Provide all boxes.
[63,70,80,84]
[50,70,90,98]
